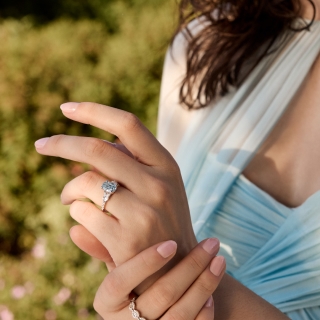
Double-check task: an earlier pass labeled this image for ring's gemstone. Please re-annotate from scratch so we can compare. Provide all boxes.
[101,181,118,193]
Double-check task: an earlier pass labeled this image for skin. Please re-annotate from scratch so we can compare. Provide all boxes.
[300,0,320,20]
[36,102,198,293]
[35,102,290,320]
[34,2,320,318]
[242,21,320,208]
[93,239,226,320]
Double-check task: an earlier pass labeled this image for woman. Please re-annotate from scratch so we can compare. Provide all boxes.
[35,0,320,318]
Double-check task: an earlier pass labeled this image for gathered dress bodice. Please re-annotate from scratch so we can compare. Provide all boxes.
[211,174,320,319]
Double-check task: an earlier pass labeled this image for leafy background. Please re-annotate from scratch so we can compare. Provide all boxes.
[0,1,175,318]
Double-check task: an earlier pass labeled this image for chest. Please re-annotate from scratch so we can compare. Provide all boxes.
[243,53,320,208]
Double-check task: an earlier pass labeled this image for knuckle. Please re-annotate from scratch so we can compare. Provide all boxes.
[84,138,108,159]
[93,293,103,314]
[69,201,79,219]
[101,274,125,298]
[79,171,98,193]
[147,177,171,206]
[187,253,207,273]
[195,276,214,296]
[149,282,176,309]
[171,161,181,175]
[166,157,181,175]
[50,134,65,149]
[80,202,93,220]
[154,179,170,199]
[122,112,142,131]
[126,239,140,255]
[60,184,70,204]
[139,205,157,230]
[70,201,92,222]
[139,249,156,270]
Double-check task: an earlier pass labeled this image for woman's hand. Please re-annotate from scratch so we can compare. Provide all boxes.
[35,102,198,290]
[94,238,225,320]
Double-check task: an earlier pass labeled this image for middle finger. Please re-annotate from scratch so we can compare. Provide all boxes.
[35,135,147,192]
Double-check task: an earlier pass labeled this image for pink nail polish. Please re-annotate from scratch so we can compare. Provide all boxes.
[34,138,49,148]
[157,241,177,258]
[210,256,225,277]
[205,296,213,308]
[202,238,219,255]
[60,102,79,112]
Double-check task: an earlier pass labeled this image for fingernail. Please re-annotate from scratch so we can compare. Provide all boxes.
[210,256,225,277]
[34,137,49,148]
[157,240,177,258]
[205,296,213,308]
[202,238,219,255]
[103,140,116,146]
[60,102,79,112]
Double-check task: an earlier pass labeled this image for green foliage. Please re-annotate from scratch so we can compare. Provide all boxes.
[0,1,175,318]
[0,197,106,319]
[0,0,168,30]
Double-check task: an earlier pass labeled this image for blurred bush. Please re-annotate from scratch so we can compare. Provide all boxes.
[0,0,175,318]
[0,0,163,31]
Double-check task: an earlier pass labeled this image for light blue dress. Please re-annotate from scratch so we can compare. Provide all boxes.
[158,17,320,320]
[209,174,320,319]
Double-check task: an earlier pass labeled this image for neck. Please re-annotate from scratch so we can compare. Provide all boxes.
[301,0,320,20]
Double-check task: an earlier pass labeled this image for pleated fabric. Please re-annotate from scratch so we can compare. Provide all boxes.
[157,18,320,318]
[209,175,320,318]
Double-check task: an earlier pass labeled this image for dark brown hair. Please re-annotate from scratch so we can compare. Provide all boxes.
[175,0,316,109]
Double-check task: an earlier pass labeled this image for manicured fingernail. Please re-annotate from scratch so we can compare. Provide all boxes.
[210,256,225,277]
[34,138,49,148]
[205,296,213,308]
[60,102,79,112]
[157,241,177,258]
[202,238,219,255]
[103,140,116,146]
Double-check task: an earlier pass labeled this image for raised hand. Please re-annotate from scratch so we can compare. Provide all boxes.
[35,102,198,290]
[94,238,225,320]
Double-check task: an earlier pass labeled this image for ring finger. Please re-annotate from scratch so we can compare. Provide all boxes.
[61,170,140,220]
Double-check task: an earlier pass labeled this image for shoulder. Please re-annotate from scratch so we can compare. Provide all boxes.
[157,18,208,156]
[170,16,210,63]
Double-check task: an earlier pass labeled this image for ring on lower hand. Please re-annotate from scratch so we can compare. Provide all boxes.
[129,297,147,320]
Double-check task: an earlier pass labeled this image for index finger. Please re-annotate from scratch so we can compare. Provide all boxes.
[60,102,173,167]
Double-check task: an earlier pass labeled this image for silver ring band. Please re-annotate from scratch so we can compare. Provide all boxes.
[129,297,147,320]
[101,180,119,211]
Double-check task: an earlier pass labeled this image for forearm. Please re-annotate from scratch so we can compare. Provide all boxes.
[213,274,289,320]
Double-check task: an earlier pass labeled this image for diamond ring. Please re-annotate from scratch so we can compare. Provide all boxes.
[129,297,147,320]
[101,180,119,211]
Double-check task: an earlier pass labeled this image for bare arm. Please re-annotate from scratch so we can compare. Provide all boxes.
[213,274,289,320]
